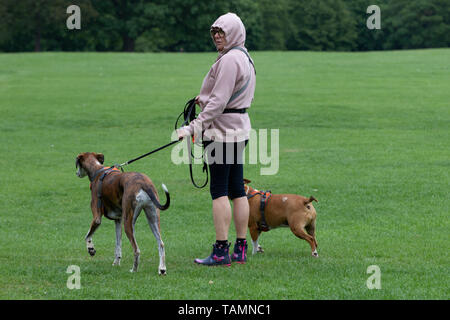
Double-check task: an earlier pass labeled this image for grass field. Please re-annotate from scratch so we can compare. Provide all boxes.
[0,49,448,300]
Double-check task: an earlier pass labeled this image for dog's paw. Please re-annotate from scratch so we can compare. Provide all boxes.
[252,245,264,255]
[159,268,167,276]
[112,258,121,266]
[88,247,96,256]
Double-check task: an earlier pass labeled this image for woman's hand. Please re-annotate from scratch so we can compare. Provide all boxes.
[177,127,190,141]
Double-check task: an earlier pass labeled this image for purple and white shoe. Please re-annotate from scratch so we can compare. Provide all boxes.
[231,240,247,264]
[194,243,231,266]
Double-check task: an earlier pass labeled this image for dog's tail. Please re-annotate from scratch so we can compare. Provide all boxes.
[143,184,170,211]
[305,196,318,204]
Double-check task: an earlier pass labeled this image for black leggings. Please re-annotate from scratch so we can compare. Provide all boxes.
[203,140,248,200]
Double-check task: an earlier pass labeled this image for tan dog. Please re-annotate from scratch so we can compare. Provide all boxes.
[244,179,319,257]
[75,152,170,274]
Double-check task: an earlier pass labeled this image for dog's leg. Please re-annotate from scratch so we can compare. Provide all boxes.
[305,221,318,257]
[85,215,102,257]
[288,217,317,257]
[124,205,140,273]
[249,225,263,254]
[112,219,122,266]
[144,205,166,275]
[252,238,264,255]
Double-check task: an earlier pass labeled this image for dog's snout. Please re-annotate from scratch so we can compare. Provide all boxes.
[76,166,87,178]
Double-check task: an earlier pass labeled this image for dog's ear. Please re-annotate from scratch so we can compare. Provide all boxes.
[95,153,104,164]
[243,178,251,184]
[305,196,318,204]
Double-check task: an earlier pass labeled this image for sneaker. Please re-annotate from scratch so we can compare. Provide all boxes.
[231,240,247,264]
[194,243,231,266]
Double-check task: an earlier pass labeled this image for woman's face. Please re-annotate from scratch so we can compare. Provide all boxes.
[211,28,226,51]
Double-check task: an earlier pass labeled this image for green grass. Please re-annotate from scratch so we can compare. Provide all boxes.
[0,49,448,300]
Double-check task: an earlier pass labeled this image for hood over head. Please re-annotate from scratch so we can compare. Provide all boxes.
[211,13,246,55]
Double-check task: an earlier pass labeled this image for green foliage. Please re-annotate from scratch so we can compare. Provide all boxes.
[0,0,66,51]
[256,0,291,50]
[160,0,228,52]
[382,0,450,49]
[88,0,169,52]
[287,0,357,51]
[0,0,449,52]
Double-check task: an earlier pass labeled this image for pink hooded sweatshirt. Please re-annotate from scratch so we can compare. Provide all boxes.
[182,13,256,143]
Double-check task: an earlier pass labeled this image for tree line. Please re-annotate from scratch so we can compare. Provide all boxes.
[0,0,448,52]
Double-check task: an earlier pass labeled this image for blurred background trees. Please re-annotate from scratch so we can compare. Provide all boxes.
[0,0,448,52]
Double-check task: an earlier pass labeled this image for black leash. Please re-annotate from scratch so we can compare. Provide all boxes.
[116,140,180,169]
[185,131,209,189]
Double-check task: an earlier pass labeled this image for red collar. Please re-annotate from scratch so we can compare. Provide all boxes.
[247,189,271,200]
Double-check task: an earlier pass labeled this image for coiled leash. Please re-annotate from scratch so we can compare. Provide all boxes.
[175,98,209,189]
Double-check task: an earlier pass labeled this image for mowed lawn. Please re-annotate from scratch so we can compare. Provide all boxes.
[0,49,448,300]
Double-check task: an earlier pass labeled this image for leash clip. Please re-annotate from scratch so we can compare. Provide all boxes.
[113,163,126,172]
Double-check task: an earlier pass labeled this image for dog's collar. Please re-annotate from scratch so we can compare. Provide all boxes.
[247,188,268,200]
[89,166,120,183]
[246,190,258,199]
[89,167,106,183]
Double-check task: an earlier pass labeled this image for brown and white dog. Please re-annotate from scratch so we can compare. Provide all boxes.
[75,152,170,274]
[244,179,319,257]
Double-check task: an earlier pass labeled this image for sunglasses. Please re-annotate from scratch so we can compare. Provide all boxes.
[210,28,225,37]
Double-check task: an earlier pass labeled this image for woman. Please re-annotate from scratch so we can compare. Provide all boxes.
[177,12,256,266]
